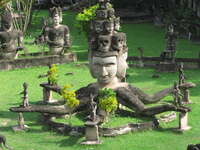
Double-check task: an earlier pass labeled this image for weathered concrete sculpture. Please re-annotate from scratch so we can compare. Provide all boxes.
[44,7,71,55]
[0,10,23,60]
[10,0,192,142]
[157,24,178,72]
[20,82,29,107]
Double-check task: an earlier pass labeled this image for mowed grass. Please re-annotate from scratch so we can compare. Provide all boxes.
[0,10,200,150]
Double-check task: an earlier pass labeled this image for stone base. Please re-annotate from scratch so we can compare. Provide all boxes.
[175,126,192,132]
[157,62,177,72]
[12,125,29,132]
[81,140,102,145]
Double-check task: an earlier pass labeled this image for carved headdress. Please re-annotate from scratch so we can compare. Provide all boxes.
[49,7,62,18]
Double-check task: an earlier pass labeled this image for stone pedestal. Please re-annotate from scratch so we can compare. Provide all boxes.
[157,62,177,72]
[12,113,28,132]
[81,121,101,145]
[176,112,191,131]
[182,89,192,104]
[43,88,53,103]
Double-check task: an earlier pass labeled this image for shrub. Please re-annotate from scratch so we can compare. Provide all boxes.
[98,88,118,113]
[75,4,99,38]
[48,64,58,85]
[61,84,80,108]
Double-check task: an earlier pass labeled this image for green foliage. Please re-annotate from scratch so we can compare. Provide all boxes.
[75,4,99,38]
[98,88,118,113]
[61,84,80,108]
[48,64,58,85]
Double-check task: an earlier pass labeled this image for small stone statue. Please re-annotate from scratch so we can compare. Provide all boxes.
[0,134,12,150]
[0,10,23,60]
[20,82,29,107]
[165,24,178,60]
[178,63,185,85]
[89,93,97,122]
[172,82,182,106]
[12,112,28,132]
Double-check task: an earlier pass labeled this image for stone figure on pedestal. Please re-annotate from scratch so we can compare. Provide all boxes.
[44,7,71,55]
[0,10,23,60]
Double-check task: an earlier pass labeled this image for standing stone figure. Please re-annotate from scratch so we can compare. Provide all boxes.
[164,24,178,61]
[89,93,97,122]
[178,63,185,85]
[0,10,23,60]
[44,7,71,55]
[172,82,182,106]
[20,82,29,107]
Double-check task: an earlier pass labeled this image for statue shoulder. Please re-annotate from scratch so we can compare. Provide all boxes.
[76,83,99,98]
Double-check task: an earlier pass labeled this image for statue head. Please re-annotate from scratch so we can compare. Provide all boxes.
[104,20,114,35]
[89,52,128,84]
[107,8,115,18]
[96,10,108,19]
[93,20,104,34]
[49,7,62,25]
[112,32,126,51]
[1,11,13,31]
[97,35,111,52]
[168,24,174,33]
[114,17,120,31]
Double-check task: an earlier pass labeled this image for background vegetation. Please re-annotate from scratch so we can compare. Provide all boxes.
[0,9,200,150]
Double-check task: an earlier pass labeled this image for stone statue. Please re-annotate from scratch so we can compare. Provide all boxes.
[178,63,185,85]
[0,10,23,60]
[89,93,97,122]
[20,82,29,107]
[44,7,71,55]
[164,24,178,60]
[172,82,182,106]
[0,134,12,150]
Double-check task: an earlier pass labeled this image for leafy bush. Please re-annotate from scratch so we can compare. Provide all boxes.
[98,88,118,113]
[48,64,58,85]
[61,84,80,108]
[75,4,99,38]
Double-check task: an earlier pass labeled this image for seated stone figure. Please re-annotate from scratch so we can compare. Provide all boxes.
[0,10,23,60]
[44,7,70,55]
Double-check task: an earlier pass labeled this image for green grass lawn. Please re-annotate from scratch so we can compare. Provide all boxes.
[0,10,200,150]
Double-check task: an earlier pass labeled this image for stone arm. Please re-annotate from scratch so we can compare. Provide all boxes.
[128,85,174,104]
[10,84,97,115]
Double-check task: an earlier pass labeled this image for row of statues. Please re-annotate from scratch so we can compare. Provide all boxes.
[0,6,71,60]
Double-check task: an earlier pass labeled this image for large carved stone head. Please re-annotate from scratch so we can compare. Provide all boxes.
[112,32,126,51]
[97,35,111,52]
[104,20,114,34]
[89,54,128,83]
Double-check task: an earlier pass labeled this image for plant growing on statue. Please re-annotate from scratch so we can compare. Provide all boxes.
[98,88,118,113]
[61,84,80,108]
[48,64,58,85]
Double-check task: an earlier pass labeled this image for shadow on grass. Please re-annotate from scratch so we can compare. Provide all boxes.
[59,136,83,147]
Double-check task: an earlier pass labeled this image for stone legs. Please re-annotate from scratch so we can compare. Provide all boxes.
[12,113,28,132]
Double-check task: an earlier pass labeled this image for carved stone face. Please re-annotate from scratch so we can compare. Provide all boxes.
[112,33,125,51]
[114,18,120,31]
[104,21,114,34]
[52,14,60,26]
[96,10,108,19]
[117,52,128,80]
[108,8,115,18]
[94,21,103,34]
[98,35,111,52]
[2,20,12,31]
[91,56,117,84]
